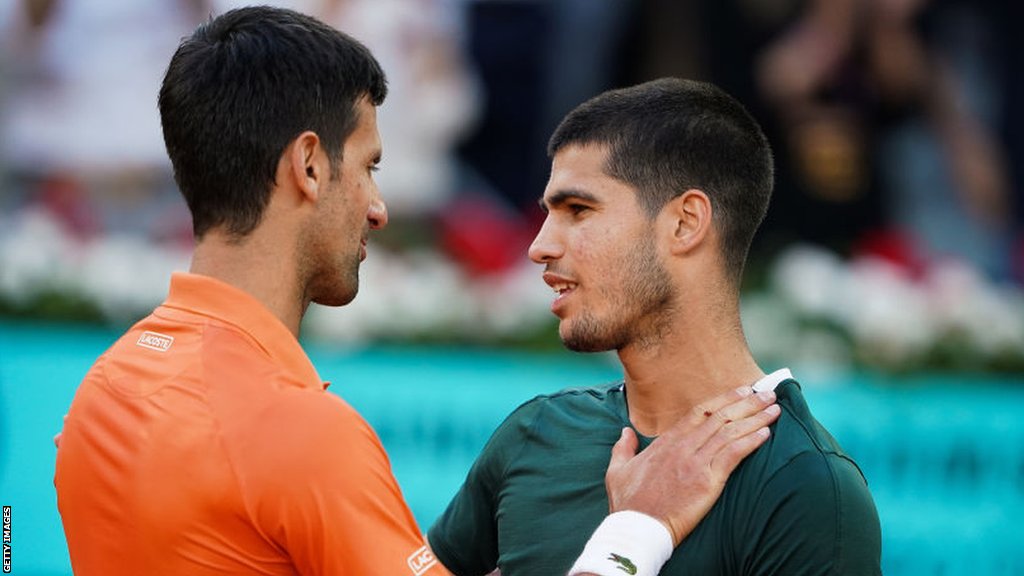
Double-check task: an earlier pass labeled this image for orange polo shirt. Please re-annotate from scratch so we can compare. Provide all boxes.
[55,272,448,575]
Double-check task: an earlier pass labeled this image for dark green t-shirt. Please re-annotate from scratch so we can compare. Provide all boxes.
[428,379,881,575]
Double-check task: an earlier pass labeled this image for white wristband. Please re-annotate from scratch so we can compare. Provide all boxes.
[568,510,674,576]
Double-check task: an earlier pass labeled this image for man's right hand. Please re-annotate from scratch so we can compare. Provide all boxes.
[605,386,781,546]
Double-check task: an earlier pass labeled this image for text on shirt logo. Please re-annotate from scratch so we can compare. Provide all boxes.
[407,546,437,576]
[136,331,174,352]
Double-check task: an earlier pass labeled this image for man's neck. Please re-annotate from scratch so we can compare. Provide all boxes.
[618,313,763,437]
[189,230,306,338]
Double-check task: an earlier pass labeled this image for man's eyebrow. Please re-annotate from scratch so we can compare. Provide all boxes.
[537,189,599,212]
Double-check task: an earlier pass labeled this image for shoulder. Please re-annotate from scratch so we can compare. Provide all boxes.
[534,382,625,404]
[228,387,402,524]
[240,387,381,470]
[757,380,865,475]
[745,380,874,500]
[729,380,882,572]
[97,310,287,392]
[520,382,624,418]
[471,382,624,474]
[490,382,624,439]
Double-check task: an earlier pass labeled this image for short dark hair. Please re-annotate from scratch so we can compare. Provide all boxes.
[548,78,774,287]
[158,6,387,238]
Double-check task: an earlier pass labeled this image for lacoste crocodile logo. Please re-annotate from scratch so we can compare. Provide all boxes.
[608,553,637,575]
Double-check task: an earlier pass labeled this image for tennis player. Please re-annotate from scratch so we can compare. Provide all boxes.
[428,78,883,575]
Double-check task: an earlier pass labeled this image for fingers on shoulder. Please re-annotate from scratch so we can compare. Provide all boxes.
[690,387,775,427]
[709,425,772,477]
[701,398,781,476]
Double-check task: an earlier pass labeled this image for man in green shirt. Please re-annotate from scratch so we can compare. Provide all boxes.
[428,78,882,575]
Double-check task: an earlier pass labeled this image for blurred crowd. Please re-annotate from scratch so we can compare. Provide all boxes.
[0,0,1022,288]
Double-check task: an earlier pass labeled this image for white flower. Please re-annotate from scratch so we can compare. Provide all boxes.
[770,244,847,322]
[926,261,1024,356]
[842,257,933,367]
[76,234,188,323]
[0,208,77,301]
[4,207,1022,370]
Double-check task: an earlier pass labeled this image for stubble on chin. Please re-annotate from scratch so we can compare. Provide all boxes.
[561,302,675,353]
[560,313,625,353]
[304,252,361,308]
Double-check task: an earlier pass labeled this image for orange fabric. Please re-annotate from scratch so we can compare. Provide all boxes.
[55,272,448,576]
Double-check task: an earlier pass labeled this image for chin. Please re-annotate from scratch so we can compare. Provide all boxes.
[315,292,357,307]
[562,338,618,353]
[560,326,619,353]
[310,276,358,308]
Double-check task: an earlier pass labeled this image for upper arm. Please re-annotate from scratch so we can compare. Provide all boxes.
[427,459,499,576]
[428,401,542,576]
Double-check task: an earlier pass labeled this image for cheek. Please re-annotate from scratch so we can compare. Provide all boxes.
[573,239,595,263]
[333,177,367,222]
[571,222,623,268]
[345,175,375,211]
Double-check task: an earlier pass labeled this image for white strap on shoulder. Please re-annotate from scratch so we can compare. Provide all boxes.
[751,368,793,393]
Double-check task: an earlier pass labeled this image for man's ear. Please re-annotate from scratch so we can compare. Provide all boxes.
[664,189,713,255]
[288,131,323,203]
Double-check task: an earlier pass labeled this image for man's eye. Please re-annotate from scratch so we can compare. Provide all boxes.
[568,203,589,215]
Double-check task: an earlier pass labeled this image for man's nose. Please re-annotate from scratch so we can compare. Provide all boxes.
[368,196,388,230]
[527,217,563,263]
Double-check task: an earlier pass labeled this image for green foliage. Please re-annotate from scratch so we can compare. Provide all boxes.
[0,290,106,324]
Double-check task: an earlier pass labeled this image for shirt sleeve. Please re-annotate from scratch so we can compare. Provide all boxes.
[738,451,883,576]
[240,390,450,576]
[428,400,543,576]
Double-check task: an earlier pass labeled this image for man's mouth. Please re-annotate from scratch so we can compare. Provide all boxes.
[543,272,578,311]
[550,281,578,296]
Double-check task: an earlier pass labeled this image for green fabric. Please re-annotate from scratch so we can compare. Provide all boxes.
[427,380,882,576]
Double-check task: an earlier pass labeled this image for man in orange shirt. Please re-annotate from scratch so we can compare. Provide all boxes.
[54,6,779,575]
